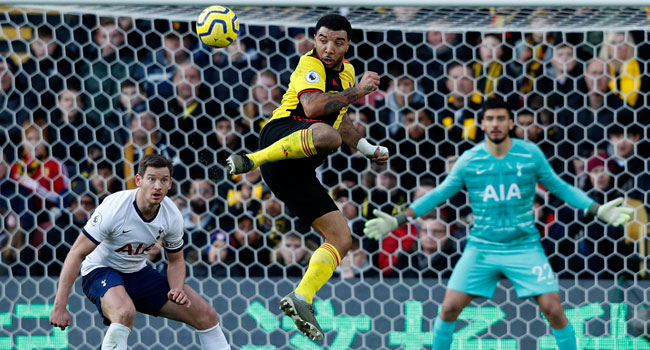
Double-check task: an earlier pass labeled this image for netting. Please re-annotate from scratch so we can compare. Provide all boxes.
[1,3,650,350]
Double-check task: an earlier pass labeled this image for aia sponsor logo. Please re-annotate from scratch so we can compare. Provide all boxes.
[115,243,155,255]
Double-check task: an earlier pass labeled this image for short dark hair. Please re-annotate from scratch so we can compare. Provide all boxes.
[137,154,173,178]
[481,96,512,119]
[315,14,352,40]
[608,124,644,139]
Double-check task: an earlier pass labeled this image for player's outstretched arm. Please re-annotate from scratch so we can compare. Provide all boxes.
[591,198,634,227]
[364,208,417,240]
[49,233,98,330]
[299,71,379,118]
[166,250,191,308]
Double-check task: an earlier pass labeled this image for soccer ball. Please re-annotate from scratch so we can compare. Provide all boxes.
[196,5,239,48]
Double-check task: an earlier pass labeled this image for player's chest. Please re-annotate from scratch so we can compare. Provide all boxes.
[114,220,167,245]
[324,70,352,93]
[465,158,536,186]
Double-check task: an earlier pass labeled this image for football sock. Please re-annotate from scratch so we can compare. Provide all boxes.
[197,322,231,350]
[247,128,316,168]
[295,243,341,304]
[551,323,577,350]
[432,316,456,350]
[101,323,131,350]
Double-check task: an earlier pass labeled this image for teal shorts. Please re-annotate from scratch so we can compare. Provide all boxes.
[447,242,559,299]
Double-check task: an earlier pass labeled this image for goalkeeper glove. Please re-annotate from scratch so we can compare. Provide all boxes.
[595,198,634,227]
[364,209,407,240]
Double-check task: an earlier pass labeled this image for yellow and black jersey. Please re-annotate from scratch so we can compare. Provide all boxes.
[266,49,355,129]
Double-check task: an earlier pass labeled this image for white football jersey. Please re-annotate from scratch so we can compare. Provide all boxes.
[80,189,184,275]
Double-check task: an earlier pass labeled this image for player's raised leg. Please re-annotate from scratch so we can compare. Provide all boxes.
[99,286,136,350]
[537,292,577,350]
[432,289,474,350]
[280,211,351,341]
[227,123,339,174]
[159,284,230,350]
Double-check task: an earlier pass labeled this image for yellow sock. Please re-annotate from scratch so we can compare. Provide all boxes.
[295,243,341,304]
[248,128,317,168]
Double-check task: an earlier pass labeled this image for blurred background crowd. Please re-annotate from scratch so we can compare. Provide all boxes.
[0,9,649,281]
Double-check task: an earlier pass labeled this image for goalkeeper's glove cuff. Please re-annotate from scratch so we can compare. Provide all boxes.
[395,213,408,227]
[588,202,600,216]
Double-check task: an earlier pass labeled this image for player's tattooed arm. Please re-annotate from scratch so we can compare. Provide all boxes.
[300,88,360,117]
[300,71,379,118]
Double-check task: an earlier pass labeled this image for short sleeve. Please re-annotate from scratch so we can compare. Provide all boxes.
[82,196,118,245]
[292,56,326,98]
[163,209,184,253]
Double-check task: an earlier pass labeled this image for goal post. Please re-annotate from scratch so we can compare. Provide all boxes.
[0,1,649,349]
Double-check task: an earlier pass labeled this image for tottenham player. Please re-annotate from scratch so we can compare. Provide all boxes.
[49,154,230,350]
[364,97,633,350]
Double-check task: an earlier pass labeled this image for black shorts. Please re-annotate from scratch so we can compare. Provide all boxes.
[259,118,338,224]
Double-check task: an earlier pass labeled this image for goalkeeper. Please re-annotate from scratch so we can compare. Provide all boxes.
[364,97,633,350]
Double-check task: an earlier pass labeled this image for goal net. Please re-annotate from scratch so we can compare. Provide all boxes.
[1,2,649,349]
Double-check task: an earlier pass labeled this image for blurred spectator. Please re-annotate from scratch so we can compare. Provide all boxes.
[111,80,147,145]
[206,230,229,264]
[50,86,109,179]
[391,7,421,22]
[207,117,243,172]
[47,192,97,275]
[331,188,366,243]
[242,70,283,133]
[540,43,583,108]
[471,33,516,106]
[182,179,222,267]
[599,31,642,108]
[393,217,460,279]
[80,17,138,123]
[363,171,407,221]
[185,178,221,233]
[116,16,148,59]
[608,125,650,201]
[573,152,634,278]
[88,160,120,200]
[269,232,314,277]
[514,109,543,143]
[293,31,314,56]
[227,169,264,219]
[226,215,271,277]
[0,150,21,274]
[0,57,32,146]
[135,30,191,99]
[418,31,471,94]
[22,25,71,110]
[9,119,69,275]
[258,192,290,234]
[119,110,174,189]
[377,75,425,138]
[392,109,436,183]
[438,62,482,151]
[336,237,371,279]
[376,181,434,276]
[160,60,221,180]
[515,11,554,95]
[560,59,625,156]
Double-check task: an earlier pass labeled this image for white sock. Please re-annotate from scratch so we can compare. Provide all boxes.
[101,323,131,350]
[196,322,231,350]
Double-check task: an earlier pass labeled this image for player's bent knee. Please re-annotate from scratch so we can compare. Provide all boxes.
[108,306,137,326]
[312,126,341,151]
[193,305,218,330]
[439,302,464,321]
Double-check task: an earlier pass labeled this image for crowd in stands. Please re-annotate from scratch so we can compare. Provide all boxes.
[0,11,649,281]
